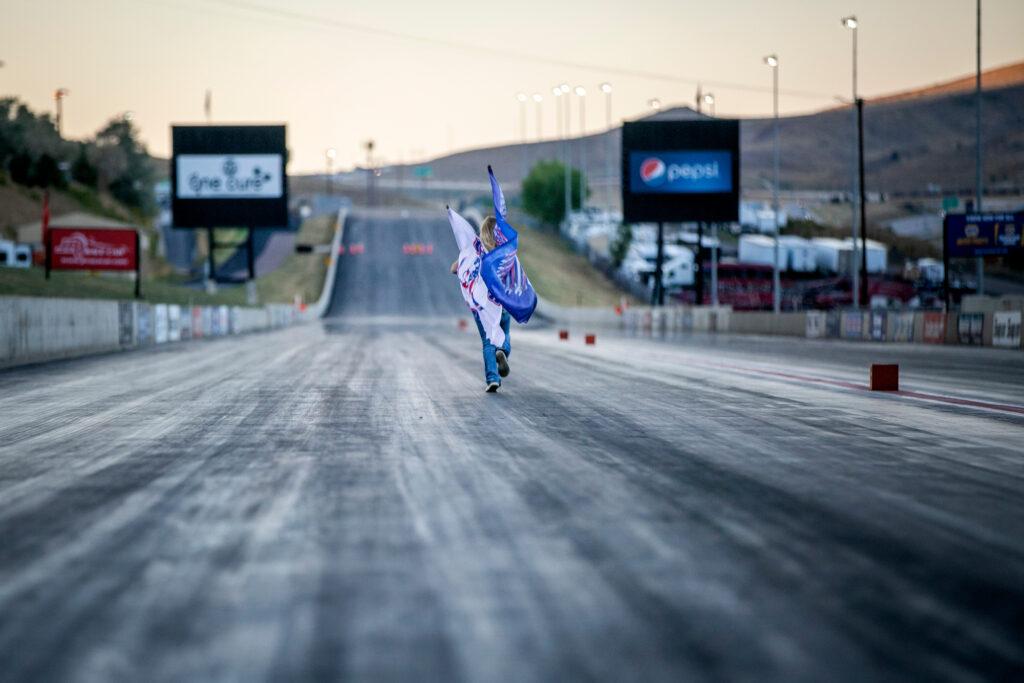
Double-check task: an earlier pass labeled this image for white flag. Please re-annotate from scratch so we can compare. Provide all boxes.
[447,207,505,348]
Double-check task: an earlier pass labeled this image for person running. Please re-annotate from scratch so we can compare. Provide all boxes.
[450,215,511,392]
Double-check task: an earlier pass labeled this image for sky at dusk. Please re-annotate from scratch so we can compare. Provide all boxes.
[2,0,1023,172]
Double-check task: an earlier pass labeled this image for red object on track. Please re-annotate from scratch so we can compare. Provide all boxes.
[870,364,899,391]
[348,243,365,255]
[458,319,468,331]
[558,330,569,341]
[585,333,596,345]
[338,245,346,255]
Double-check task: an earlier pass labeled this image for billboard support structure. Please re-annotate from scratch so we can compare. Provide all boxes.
[653,222,665,306]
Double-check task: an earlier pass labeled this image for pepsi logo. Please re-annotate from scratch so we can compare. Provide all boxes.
[639,157,666,186]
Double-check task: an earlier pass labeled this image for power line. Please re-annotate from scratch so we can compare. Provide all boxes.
[205,0,833,101]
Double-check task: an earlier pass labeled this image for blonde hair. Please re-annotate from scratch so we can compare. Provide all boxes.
[480,216,498,252]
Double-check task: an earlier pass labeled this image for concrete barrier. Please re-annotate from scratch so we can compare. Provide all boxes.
[0,297,121,368]
[0,296,306,370]
[729,311,807,336]
[309,208,349,319]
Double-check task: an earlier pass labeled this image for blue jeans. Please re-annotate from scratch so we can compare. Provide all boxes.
[473,310,511,384]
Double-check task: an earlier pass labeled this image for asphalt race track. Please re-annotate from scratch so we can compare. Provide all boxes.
[1,208,1023,682]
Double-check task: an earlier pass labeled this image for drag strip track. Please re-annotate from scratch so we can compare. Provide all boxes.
[1,209,1022,682]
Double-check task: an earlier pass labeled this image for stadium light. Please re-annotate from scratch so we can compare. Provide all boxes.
[841,15,858,29]
[702,93,715,116]
[647,98,661,110]
[600,82,612,94]
[54,88,70,137]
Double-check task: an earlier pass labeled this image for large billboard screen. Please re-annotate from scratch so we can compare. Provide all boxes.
[622,120,740,223]
[171,125,288,228]
[944,212,1023,258]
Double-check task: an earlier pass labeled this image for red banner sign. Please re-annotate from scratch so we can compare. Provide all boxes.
[49,228,137,271]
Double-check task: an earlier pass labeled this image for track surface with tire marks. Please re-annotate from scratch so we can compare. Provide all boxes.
[1,208,1023,682]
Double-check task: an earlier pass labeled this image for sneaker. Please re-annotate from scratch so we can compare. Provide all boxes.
[495,349,510,378]
[486,382,500,393]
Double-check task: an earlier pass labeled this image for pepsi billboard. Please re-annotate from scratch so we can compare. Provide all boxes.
[622,120,740,223]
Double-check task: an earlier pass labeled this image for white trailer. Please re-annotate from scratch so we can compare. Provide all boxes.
[777,235,816,272]
[811,238,850,273]
[738,234,784,269]
[846,238,888,274]
[662,252,696,288]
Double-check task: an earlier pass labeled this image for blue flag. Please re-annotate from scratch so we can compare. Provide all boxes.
[481,166,537,324]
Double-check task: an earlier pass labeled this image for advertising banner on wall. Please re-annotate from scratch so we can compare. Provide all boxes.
[993,311,1022,348]
[957,313,984,345]
[621,120,740,223]
[171,125,288,228]
[922,312,946,344]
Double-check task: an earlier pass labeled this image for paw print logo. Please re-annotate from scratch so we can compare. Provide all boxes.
[223,158,238,177]
[252,166,272,182]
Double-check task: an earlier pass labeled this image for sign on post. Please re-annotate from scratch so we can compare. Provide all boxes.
[47,227,141,297]
[49,228,137,270]
[171,125,288,228]
[621,120,740,223]
[944,212,1024,258]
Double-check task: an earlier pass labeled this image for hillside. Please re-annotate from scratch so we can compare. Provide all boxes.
[377,62,1024,199]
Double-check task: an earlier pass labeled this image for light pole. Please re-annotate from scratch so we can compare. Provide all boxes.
[702,93,716,116]
[575,86,587,210]
[601,82,613,213]
[54,88,69,138]
[975,0,985,294]
[560,83,571,224]
[842,15,860,309]
[764,54,781,314]
[647,98,662,112]
[516,92,528,179]
[325,147,336,195]
[532,93,543,141]
[516,92,528,141]
[552,86,563,148]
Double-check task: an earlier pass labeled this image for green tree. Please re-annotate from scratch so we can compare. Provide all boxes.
[29,153,66,189]
[610,222,633,267]
[71,143,98,187]
[92,116,154,212]
[521,160,587,228]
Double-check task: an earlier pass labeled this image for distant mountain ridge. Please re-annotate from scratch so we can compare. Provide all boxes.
[382,61,1024,198]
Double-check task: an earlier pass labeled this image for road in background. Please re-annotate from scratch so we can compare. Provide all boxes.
[1,209,1022,682]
